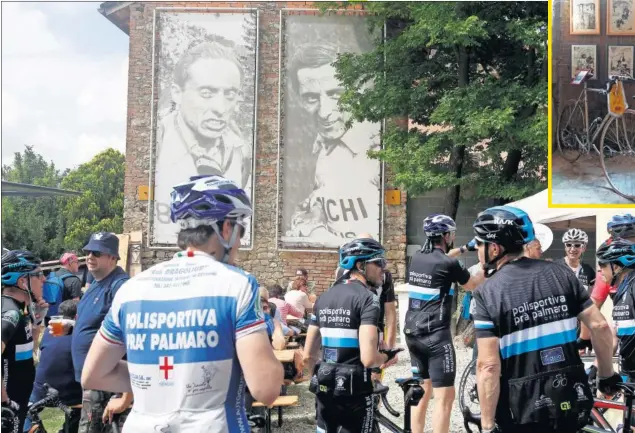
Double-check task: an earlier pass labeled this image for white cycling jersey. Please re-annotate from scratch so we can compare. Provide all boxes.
[99,250,266,433]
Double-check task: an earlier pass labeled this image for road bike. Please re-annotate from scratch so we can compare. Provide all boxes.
[556,71,635,202]
[371,364,424,433]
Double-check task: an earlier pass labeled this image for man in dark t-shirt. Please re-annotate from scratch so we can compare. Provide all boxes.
[57,253,83,301]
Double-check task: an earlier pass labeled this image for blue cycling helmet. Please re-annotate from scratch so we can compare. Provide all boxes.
[1,250,42,287]
[608,214,635,239]
[596,238,635,268]
[423,214,457,237]
[170,175,252,262]
[473,206,535,250]
[339,238,385,271]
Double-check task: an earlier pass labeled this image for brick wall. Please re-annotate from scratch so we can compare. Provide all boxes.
[122,1,406,294]
[552,0,635,120]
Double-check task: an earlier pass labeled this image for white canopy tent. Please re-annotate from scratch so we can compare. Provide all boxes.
[507,189,597,224]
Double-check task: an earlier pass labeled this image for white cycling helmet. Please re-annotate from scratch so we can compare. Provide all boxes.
[562,228,589,244]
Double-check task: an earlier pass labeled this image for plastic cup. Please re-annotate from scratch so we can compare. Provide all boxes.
[50,315,64,336]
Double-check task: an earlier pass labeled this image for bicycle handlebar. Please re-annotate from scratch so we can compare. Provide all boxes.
[28,383,72,417]
[379,389,401,418]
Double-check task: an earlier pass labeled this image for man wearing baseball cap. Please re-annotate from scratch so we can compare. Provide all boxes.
[48,232,132,433]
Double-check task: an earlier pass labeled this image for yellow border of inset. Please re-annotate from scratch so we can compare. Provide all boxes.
[548,0,634,209]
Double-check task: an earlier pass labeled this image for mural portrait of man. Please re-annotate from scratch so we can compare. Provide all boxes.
[151,11,257,246]
[280,15,381,249]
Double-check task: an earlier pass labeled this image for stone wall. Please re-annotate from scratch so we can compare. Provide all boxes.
[122,1,407,294]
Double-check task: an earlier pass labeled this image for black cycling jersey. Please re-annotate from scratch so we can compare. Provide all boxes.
[611,273,635,373]
[310,279,379,365]
[1,295,36,405]
[473,258,594,430]
[556,258,596,292]
[404,248,470,335]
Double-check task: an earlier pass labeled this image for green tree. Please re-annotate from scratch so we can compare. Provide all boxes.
[1,146,66,259]
[331,1,547,218]
[59,149,125,251]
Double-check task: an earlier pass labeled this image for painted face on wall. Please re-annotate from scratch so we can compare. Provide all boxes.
[172,58,242,140]
[296,63,351,142]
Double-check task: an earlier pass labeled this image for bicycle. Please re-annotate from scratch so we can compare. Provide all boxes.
[370,366,424,433]
[556,71,635,201]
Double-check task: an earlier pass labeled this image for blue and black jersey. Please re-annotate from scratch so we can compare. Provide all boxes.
[310,279,379,365]
[612,273,635,373]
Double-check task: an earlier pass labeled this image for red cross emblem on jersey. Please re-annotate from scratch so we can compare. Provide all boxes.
[159,356,174,380]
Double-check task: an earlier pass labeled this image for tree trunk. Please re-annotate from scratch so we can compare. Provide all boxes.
[444,46,470,219]
[495,48,538,206]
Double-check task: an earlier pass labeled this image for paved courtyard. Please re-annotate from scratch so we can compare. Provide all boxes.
[551,153,635,205]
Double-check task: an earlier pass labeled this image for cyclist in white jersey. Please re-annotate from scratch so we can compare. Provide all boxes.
[80,175,283,432]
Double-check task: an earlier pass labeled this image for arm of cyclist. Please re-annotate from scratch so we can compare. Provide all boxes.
[1,343,8,404]
[2,311,19,405]
[578,301,615,379]
[237,331,284,406]
[236,277,284,406]
[384,301,397,350]
[102,392,133,423]
[447,238,478,259]
[271,317,287,351]
[359,292,390,368]
[303,324,321,375]
[476,337,501,431]
[81,335,131,393]
[472,289,501,430]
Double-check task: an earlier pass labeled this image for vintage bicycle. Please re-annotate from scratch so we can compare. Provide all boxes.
[556,70,635,202]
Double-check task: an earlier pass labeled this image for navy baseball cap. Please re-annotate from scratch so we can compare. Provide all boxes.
[83,232,120,259]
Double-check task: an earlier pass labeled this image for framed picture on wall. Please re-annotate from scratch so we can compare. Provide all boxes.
[570,0,601,35]
[571,45,598,78]
[608,0,635,35]
[608,45,634,78]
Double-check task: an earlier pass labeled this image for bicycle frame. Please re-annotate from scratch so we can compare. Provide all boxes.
[568,81,611,150]
[372,375,424,433]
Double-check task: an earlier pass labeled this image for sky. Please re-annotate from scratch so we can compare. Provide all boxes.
[2,1,129,171]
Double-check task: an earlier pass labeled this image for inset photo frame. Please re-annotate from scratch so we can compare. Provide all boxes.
[608,0,635,35]
[571,45,598,78]
[570,0,601,35]
[608,45,634,78]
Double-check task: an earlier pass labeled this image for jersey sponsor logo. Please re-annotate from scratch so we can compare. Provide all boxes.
[512,295,569,325]
[408,271,432,286]
[411,299,422,309]
[535,394,554,409]
[324,348,337,363]
[540,347,565,366]
[186,365,216,396]
[2,310,20,327]
[159,356,174,380]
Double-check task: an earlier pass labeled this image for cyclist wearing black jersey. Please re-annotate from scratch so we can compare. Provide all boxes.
[405,214,484,433]
[303,238,397,433]
[1,250,45,432]
[597,239,635,380]
[471,206,620,433]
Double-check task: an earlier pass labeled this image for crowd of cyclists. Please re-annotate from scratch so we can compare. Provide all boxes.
[2,172,635,433]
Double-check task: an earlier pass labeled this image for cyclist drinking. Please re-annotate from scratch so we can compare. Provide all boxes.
[597,238,635,380]
[471,206,620,433]
[1,250,45,432]
[303,238,397,433]
[81,175,284,432]
[404,214,483,433]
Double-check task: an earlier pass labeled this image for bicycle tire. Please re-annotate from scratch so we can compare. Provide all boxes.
[557,99,585,163]
[458,358,480,414]
[599,111,635,202]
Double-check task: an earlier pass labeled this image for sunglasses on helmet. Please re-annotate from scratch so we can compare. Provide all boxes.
[367,257,387,269]
[28,271,44,278]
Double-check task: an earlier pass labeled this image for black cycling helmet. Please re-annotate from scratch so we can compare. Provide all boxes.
[338,238,385,270]
[473,206,535,250]
[473,206,535,277]
[596,238,635,286]
[1,249,42,287]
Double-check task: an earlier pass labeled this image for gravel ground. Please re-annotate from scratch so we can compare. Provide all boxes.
[268,340,475,433]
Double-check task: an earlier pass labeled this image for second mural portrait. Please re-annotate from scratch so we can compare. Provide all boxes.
[279,12,382,250]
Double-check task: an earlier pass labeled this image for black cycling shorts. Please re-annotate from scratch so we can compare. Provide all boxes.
[316,394,374,433]
[405,328,456,388]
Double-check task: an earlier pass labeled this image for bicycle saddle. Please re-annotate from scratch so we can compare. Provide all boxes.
[395,377,421,388]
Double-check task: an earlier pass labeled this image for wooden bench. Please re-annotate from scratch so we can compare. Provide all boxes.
[252,395,299,432]
[285,341,300,349]
[274,349,296,363]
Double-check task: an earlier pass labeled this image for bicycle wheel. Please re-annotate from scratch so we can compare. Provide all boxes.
[557,99,585,163]
[599,111,635,201]
[458,358,480,415]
